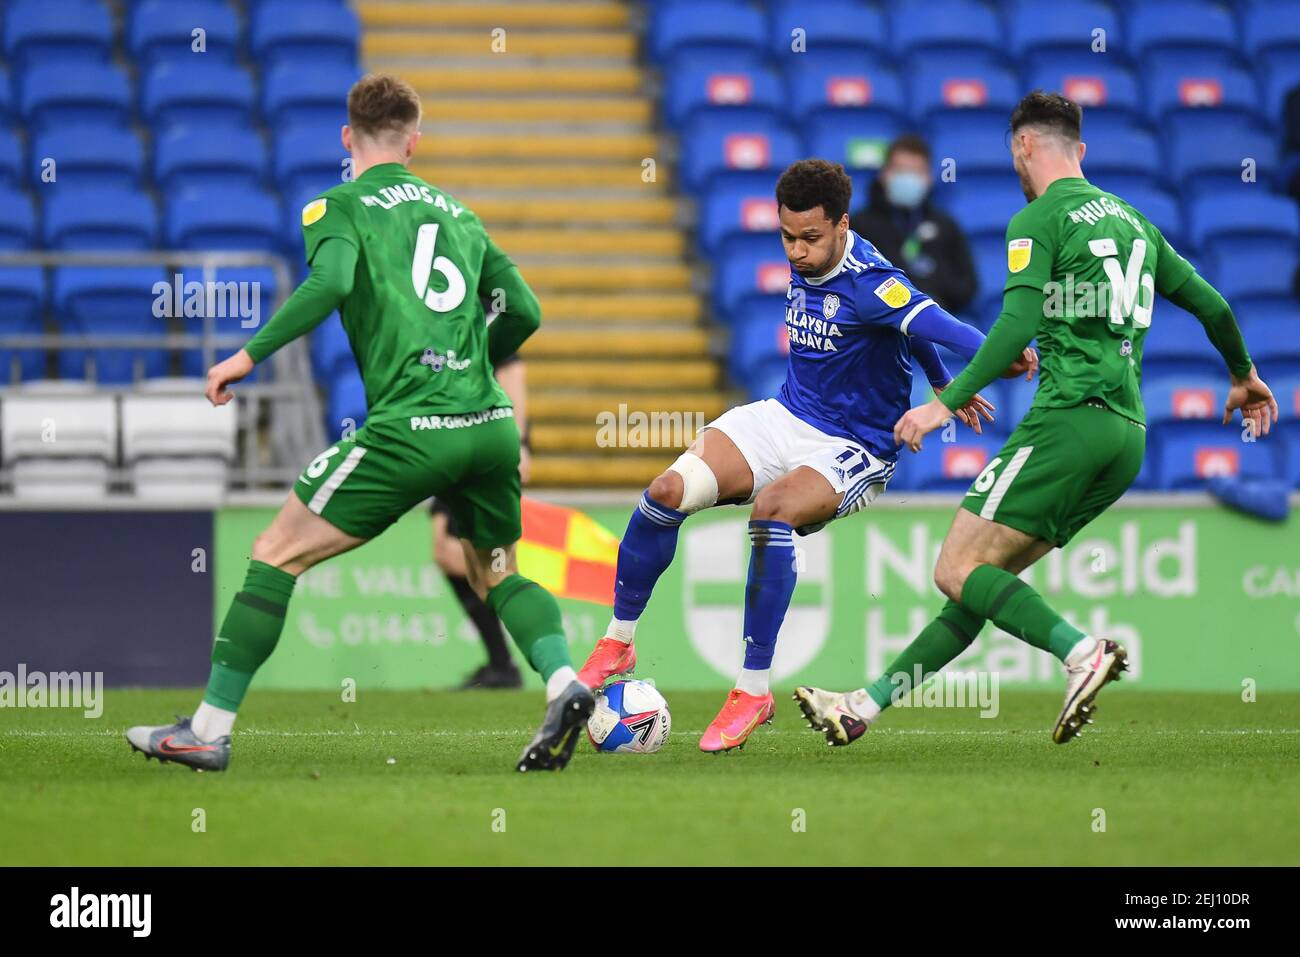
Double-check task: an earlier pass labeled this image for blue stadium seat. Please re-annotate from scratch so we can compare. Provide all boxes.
[154,125,269,192]
[0,128,24,188]
[679,117,801,194]
[1187,193,1300,250]
[142,61,256,129]
[250,0,359,67]
[43,188,159,250]
[700,186,780,255]
[1270,375,1300,485]
[0,188,37,250]
[179,267,278,378]
[262,63,358,128]
[1165,114,1279,196]
[649,1,765,64]
[1027,59,1142,122]
[767,1,889,62]
[900,433,1002,492]
[1241,314,1300,376]
[729,310,788,390]
[927,116,1012,178]
[30,126,145,191]
[1260,55,1300,121]
[1241,0,1300,75]
[664,63,784,129]
[967,235,1008,325]
[1008,1,1121,70]
[1155,423,1281,488]
[804,111,904,183]
[1000,378,1038,426]
[20,63,132,130]
[1081,124,1162,192]
[716,239,791,316]
[1144,308,1232,378]
[908,59,1020,125]
[327,366,367,431]
[128,0,240,64]
[1207,245,1300,304]
[1127,0,1244,70]
[0,267,48,382]
[274,124,350,200]
[935,181,1026,242]
[0,67,14,125]
[1144,375,1225,426]
[785,58,906,126]
[167,188,284,251]
[4,0,114,68]
[891,0,1005,65]
[53,267,170,383]
[1147,64,1262,125]
[1111,184,1184,250]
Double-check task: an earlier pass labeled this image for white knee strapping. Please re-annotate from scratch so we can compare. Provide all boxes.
[667,452,719,514]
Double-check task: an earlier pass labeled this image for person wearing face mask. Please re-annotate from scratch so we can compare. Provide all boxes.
[850,134,978,315]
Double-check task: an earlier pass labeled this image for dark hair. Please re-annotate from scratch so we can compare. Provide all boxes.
[885,133,932,165]
[348,73,422,141]
[775,159,852,223]
[1010,90,1082,141]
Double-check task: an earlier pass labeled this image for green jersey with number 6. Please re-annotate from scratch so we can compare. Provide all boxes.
[300,162,513,424]
[1004,176,1195,426]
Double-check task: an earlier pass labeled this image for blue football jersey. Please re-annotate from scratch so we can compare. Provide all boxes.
[776,230,939,461]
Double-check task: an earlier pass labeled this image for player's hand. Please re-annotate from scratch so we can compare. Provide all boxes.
[205,349,255,406]
[1001,347,1038,381]
[894,397,952,452]
[933,382,995,435]
[1223,366,1279,438]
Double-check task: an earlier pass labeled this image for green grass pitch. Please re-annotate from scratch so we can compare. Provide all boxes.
[2,689,1297,866]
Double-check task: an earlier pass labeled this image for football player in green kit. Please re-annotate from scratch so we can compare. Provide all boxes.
[127,74,594,773]
[795,91,1280,746]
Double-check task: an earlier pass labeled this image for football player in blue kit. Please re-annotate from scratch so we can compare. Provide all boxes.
[578,159,1037,751]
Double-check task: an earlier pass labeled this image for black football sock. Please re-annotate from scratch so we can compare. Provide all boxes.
[448,573,515,670]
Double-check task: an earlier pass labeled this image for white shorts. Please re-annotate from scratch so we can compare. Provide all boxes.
[703,398,896,527]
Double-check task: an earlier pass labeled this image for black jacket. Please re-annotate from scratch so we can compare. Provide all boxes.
[849,177,978,315]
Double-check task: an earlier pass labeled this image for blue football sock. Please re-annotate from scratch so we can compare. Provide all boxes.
[742,520,797,673]
[612,490,687,622]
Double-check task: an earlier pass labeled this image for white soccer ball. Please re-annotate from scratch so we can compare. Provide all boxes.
[586,679,671,754]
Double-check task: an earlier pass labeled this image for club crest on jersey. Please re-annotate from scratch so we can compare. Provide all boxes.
[822,293,840,318]
[873,277,911,309]
[1007,238,1033,273]
[301,199,328,226]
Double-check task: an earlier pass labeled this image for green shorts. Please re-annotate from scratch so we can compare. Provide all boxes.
[960,400,1146,547]
[293,408,521,546]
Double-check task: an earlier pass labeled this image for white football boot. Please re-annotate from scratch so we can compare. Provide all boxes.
[792,686,878,747]
[1053,637,1128,744]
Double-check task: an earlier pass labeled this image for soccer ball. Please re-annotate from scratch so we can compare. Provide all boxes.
[586,679,671,754]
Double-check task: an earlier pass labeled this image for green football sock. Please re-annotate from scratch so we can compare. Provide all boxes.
[867,600,985,709]
[486,574,571,681]
[204,560,297,711]
[960,564,1084,662]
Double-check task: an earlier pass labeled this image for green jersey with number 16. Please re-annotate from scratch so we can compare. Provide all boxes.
[300,162,513,424]
[1004,176,1196,426]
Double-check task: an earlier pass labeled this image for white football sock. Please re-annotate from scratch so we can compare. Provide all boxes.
[605,617,637,645]
[735,668,770,696]
[191,701,236,742]
[845,688,882,723]
[546,666,578,702]
[1065,635,1099,666]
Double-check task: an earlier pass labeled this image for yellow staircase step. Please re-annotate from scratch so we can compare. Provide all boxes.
[358,2,630,30]
[528,360,716,389]
[529,392,731,421]
[523,328,710,357]
[366,32,636,60]
[532,423,703,454]
[411,161,663,191]
[401,66,642,95]
[423,132,658,161]
[491,228,682,257]
[530,456,678,488]
[467,195,676,225]
[515,263,691,292]
[538,293,701,324]
[421,97,651,126]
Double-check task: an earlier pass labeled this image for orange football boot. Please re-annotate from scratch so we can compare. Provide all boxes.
[576,637,637,690]
[699,688,775,753]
